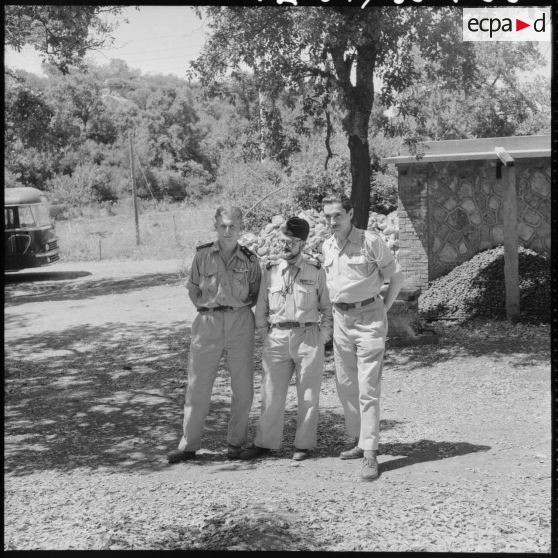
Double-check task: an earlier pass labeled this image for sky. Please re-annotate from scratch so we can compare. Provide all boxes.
[4,6,208,79]
[4,6,552,80]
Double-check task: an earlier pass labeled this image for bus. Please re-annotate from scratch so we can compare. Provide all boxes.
[4,187,60,271]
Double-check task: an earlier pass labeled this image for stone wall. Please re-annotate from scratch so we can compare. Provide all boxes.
[397,157,550,290]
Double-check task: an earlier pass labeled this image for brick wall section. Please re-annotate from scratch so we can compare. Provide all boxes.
[397,157,550,291]
[397,165,429,291]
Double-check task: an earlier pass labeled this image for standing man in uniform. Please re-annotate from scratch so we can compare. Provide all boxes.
[167,206,261,463]
[322,194,404,481]
[240,217,333,461]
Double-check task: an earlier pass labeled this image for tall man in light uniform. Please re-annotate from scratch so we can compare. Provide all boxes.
[168,206,261,463]
[322,194,404,481]
[240,217,333,461]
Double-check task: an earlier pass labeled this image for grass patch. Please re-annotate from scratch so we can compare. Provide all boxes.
[54,198,218,263]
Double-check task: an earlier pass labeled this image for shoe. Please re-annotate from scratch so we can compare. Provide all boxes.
[292,448,311,461]
[339,446,364,460]
[227,444,242,460]
[167,449,196,464]
[360,455,379,481]
[239,445,271,460]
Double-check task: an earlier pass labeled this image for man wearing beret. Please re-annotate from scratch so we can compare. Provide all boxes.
[240,217,333,461]
[167,206,261,463]
[322,194,404,481]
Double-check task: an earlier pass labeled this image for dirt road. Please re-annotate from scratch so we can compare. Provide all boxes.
[4,260,551,551]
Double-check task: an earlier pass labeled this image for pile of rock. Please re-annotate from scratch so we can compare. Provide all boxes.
[240,209,399,265]
[419,246,550,323]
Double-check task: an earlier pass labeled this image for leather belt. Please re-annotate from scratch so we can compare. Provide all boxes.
[333,296,377,311]
[198,305,236,313]
[271,321,318,329]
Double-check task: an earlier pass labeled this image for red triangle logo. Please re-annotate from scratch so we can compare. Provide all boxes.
[516,19,530,31]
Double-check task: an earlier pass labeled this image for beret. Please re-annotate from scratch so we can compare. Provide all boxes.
[282,217,310,241]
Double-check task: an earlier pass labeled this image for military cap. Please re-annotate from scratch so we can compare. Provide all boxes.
[281,216,310,241]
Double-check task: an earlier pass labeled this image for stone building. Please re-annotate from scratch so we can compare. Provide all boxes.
[383,135,551,292]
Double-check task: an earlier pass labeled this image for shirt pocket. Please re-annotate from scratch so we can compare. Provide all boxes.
[323,255,334,275]
[294,282,317,311]
[344,254,369,280]
[268,284,284,310]
[200,261,219,294]
[231,267,249,300]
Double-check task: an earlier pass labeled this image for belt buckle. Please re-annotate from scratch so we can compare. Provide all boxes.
[337,302,349,311]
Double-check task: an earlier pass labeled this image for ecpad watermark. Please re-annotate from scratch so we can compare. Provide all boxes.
[463,8,551,42]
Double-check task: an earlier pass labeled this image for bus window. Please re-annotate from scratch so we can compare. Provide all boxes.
[5,208,16,229]
[31,203,52,227]
[18,206,36,228]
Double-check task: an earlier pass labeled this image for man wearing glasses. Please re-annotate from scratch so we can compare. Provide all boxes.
[240,217,333,461]
[322,194,404,481]
[167,206,261,463]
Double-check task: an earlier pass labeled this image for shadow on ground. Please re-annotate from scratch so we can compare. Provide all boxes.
[4,272,183,306]
[379,439,491,474]
[5,270,93,283]
[5,320,196,475]
[5,324,340,476]
[118,503,328,551]
[384,324,549,370]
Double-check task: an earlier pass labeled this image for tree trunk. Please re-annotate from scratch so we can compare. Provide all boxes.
[329,44,376,230]
[348,129,371,229]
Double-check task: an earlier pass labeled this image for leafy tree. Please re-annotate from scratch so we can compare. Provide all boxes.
[191,6,478,227]
[386,42,548,140]
[4,5,124,74]
[46,65,109,139]
[5,85,53,149]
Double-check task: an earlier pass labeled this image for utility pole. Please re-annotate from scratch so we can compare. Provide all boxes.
[129,130,140,246]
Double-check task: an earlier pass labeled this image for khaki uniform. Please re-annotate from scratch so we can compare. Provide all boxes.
[323,226,399,451]
[254,254,333,450]
[177,241,261,452]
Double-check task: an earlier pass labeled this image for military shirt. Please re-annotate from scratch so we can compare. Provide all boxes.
[188,241,261,308]
[322,226,400,303]
[255,254,333,337]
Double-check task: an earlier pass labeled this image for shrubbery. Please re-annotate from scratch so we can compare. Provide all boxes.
[370,170,398,214]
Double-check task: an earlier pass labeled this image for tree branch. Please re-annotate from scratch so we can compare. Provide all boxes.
[324,109,334,170]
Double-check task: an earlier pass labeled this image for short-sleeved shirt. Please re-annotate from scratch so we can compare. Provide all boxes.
[188,241,261,308]
[255,254,333,337]
[322,226,399,304]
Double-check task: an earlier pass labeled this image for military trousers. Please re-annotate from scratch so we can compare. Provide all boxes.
[332,298,388,451]
[255,325,324,450]
[178,306,255,452]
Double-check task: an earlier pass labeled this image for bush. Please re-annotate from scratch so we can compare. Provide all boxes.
[46,162,117,206]
[419,246,550,323]
[215,159,292,231]
[146,161,219,202]
[370,170,398,214]
[290,157,351,212]
[4,168,25,189]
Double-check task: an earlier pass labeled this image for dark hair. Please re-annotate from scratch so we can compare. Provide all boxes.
[322,193,353,213]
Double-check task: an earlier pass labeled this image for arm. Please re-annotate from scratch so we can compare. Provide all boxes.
[186,253,202,308]
[317,268,333,344]
[382,267,404,311]
[247,258,262,307]
[254,265,269,334]
[187,282,202,308]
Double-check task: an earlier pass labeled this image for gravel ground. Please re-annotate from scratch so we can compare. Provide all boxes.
[4,262,551,551]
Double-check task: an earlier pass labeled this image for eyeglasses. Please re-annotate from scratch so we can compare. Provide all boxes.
[278,238,301,247]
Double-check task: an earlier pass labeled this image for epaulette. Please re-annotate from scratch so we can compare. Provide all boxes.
[303,253,321,269]
[239,244,258,262]
[196,241,214,251]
